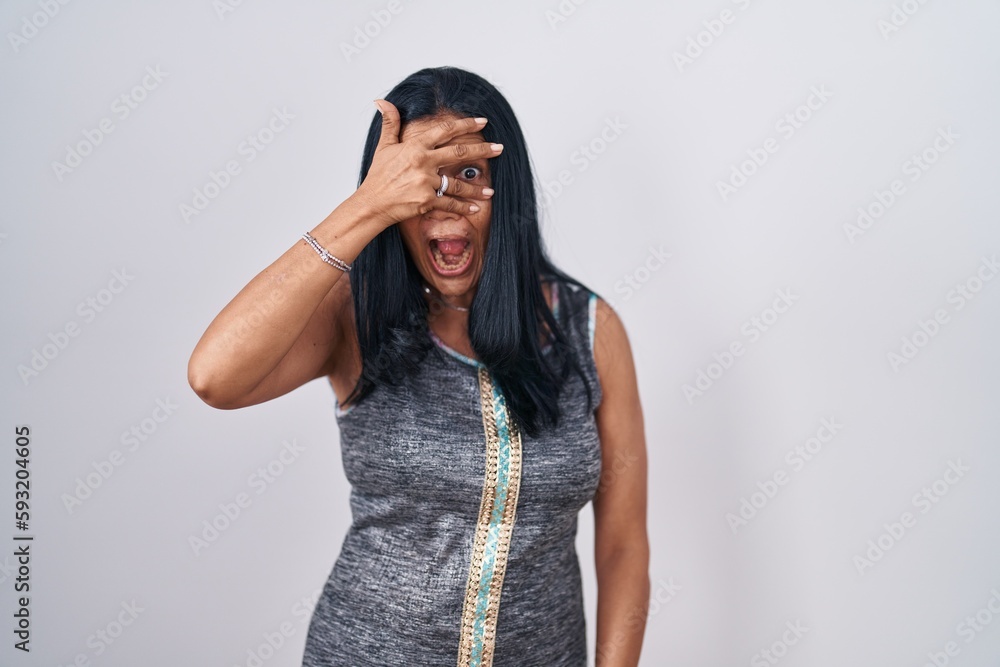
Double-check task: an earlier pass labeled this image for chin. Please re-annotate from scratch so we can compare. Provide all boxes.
[425,269,478,293]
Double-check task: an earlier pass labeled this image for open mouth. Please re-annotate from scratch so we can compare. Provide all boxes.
[427,237,473,276]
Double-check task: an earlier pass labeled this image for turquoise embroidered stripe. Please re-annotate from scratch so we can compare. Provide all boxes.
[457,368,522,667]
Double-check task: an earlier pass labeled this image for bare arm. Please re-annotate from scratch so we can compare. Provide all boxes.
[187,100,500,410]
[186,195,382,409]
[591,298,651,667]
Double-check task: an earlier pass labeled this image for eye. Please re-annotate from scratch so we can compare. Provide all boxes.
[458,166,482,180]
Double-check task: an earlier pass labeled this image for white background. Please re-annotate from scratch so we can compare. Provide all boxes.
[2,1,999,665]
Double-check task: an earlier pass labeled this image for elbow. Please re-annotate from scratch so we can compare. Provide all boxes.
[187,356,240,410]
[595,538,650,575]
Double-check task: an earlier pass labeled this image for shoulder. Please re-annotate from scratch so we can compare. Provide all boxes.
[590,296,633,392]
[553,282,633,395]
[550,280,620,354]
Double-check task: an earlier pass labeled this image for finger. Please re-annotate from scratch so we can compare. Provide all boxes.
[441,177,494,200]
[418,115,489,149]
[429,193,483,217]
[430,141,503,167]
[374,99,400,146]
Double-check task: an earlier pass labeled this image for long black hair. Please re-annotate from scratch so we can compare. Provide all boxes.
[343,66,597,439]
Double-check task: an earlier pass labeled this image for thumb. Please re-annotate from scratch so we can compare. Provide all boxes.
[373,99,400,146]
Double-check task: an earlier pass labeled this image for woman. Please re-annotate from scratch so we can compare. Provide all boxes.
[188,66,649,667]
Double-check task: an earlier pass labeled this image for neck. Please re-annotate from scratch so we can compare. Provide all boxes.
[422,282,473,311]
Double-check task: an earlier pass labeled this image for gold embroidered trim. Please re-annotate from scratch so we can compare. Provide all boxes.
[456,366,523,667]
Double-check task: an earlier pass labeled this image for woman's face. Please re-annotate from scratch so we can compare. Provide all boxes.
[396,113,493,306]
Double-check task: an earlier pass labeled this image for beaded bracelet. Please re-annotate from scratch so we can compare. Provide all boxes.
[301,232,352,272]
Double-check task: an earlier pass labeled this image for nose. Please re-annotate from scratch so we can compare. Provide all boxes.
[424,208,463,221]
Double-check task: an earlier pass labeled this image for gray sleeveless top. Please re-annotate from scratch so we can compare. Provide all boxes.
[302,278,603,667]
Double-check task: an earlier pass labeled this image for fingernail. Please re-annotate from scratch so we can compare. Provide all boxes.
[373,100,383,113]
[475,117,488,125]
[470,204,481,212]
[482,188,494,196]
[491,143,503,152]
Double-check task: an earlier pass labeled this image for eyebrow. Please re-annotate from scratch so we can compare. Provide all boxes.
[442,158,489,169]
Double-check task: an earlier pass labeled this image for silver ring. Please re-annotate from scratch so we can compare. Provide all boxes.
[435,174,448,198]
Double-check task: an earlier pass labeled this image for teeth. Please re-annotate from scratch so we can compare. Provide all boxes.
[430,241,471,270]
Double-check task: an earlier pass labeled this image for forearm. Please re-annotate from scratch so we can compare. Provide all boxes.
[594,545,650,667]
[188,193,383,402]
